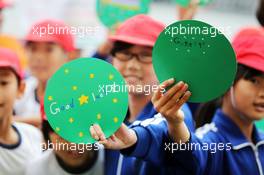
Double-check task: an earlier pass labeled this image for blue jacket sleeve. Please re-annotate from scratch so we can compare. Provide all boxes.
[121,104,195,166]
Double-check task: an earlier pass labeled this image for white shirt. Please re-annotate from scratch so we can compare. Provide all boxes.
[14,77,40,118]
[25,149,104,175]
[0,122,43,175]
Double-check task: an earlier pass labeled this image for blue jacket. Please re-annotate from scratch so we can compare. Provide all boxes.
[105,102,195,175]
[173,109,264,175]
[126,108,264,175]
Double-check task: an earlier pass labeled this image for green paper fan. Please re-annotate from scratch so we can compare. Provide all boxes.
[96,0,151,29]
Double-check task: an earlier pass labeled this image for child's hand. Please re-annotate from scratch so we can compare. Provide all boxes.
[152,78,191,143]
[89,123,137,150]
[152,78,191,124]
[178,0,199,20]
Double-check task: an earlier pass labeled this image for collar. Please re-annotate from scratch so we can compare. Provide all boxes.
[213,109,264,149]
[0,124,22,149]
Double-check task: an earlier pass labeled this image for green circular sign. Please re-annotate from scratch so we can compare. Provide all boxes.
[44,58,129,144]
[96,0,151,28]
[153,20,237,103]
[256,120,264,132]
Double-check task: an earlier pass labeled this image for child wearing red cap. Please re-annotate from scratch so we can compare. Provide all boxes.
[0,47,42,175]
[157,27,264,175]
[14,19,75,128]
[90,14,195,175]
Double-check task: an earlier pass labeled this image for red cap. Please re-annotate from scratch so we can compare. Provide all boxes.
[232,27,264,72]
[25,19,75,52]
[0,47,23,79]
[109,14,165,47]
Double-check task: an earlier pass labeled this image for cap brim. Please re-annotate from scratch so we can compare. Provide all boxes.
[0,60,13,68]
[109,35,155,47]
[0,61,22,79]
[25,35,59,43]
[238,59,264,73]
[25,35,75,52]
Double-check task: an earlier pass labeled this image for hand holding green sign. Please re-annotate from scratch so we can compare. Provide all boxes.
[152,20,237,103]
[44,58,129,144]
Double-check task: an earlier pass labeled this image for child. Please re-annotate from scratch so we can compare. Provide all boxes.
[0,47,42,175]
[14,19,75,127]
[25,102,104,175]
[156,27,264,175]
[92,14,195,175]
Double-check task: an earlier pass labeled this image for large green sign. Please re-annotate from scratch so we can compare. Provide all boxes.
[152,20,237,103]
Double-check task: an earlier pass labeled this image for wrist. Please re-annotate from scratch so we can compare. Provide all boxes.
[126,129,138,148]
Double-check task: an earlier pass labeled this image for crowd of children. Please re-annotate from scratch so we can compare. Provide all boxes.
[0,0,264,175]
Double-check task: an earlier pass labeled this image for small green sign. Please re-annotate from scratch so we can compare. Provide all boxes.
[96,0,151,29]
[152,20,237,103]
[44,58,129,143]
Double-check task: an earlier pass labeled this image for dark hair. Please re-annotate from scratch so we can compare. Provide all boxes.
[6,68,21,86]
[14,71,21,86]
[110,41,134,56]
[42,120,54,142]
[194,64,264,128]
[257,0,264,26]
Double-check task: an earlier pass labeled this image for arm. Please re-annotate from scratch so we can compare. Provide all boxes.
[89,79,193,165]
[89,78,190,149]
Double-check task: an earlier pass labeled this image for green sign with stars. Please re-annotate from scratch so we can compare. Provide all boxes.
[44,58,129,144]
[152,20,237,103]
[96,0,151,29]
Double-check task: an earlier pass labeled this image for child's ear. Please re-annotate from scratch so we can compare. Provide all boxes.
[17,80,26,99]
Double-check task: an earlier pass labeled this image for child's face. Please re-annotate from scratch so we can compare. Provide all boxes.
[0,68,25,120]
[112,45,158,95]
[233,76,264,121]
[26,42,67,83]
[49,132,95,167]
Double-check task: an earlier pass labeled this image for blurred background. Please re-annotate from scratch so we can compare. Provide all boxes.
[1,0,260,56]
